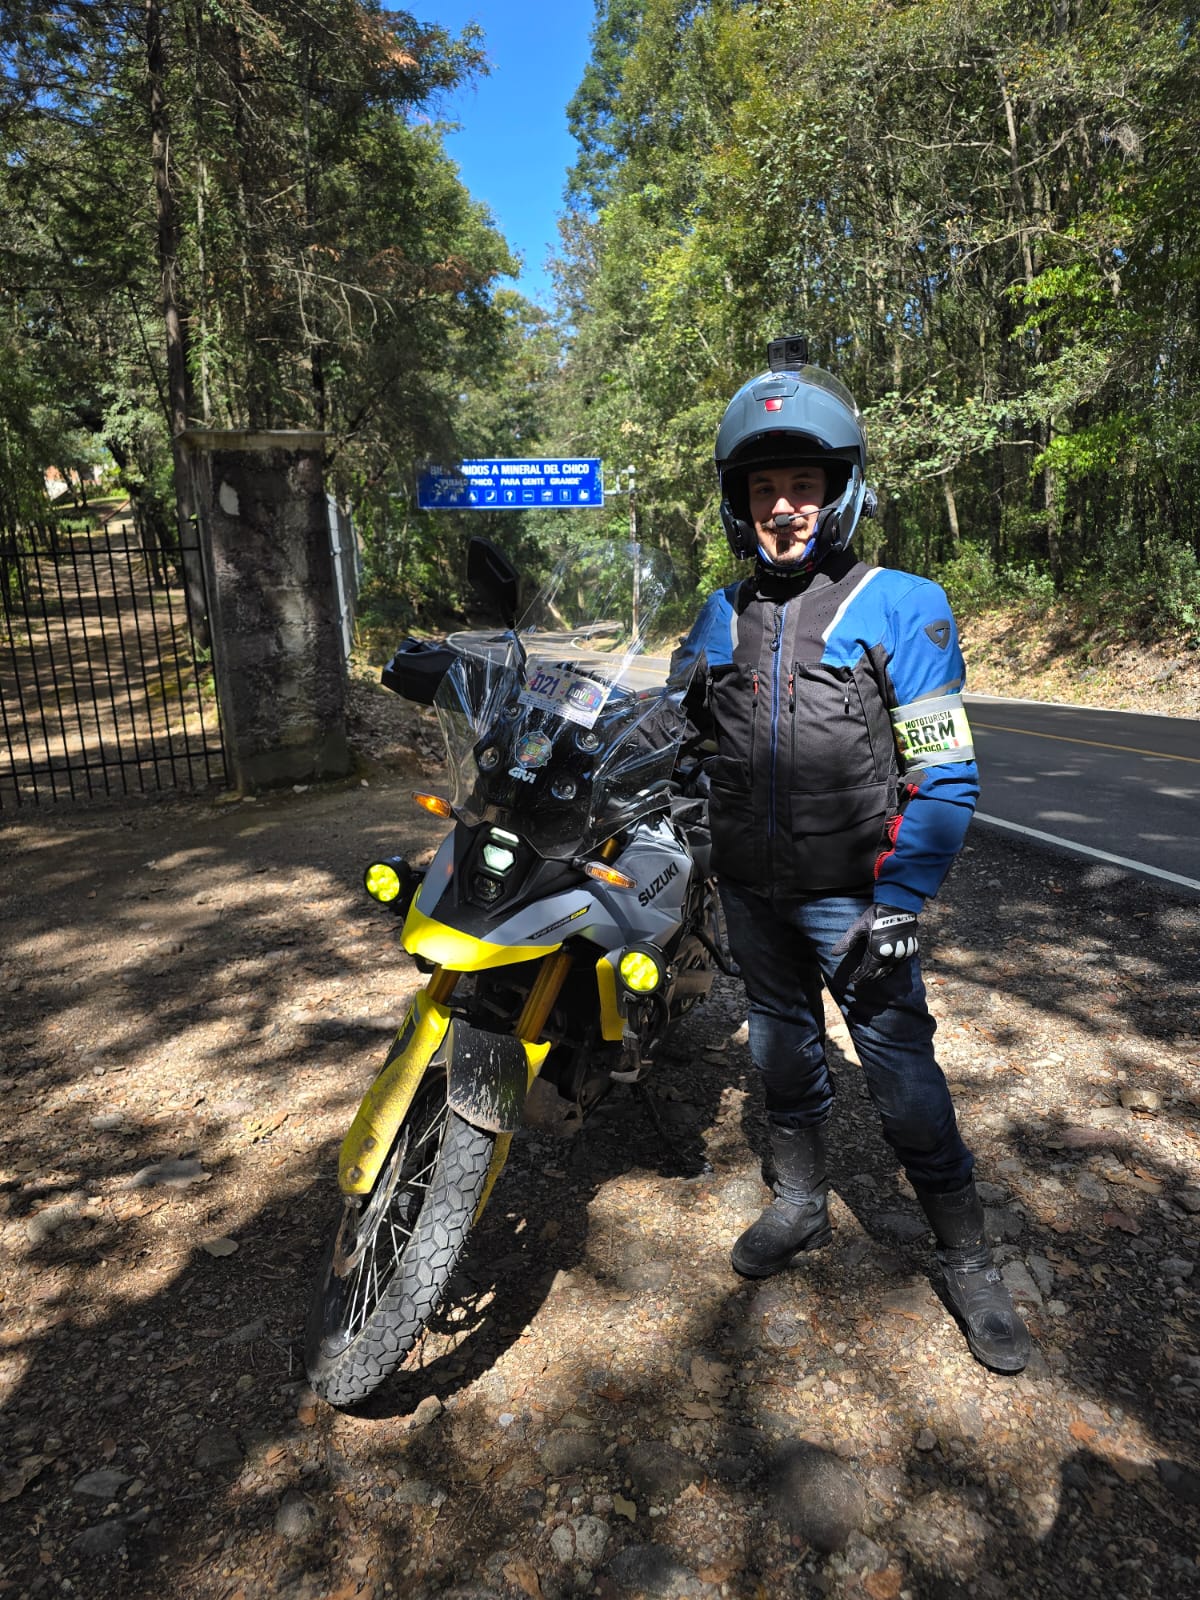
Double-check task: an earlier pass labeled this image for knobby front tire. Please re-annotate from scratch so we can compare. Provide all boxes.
[304,1065,496,1408]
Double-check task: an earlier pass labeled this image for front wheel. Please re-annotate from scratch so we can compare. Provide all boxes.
[304,1064,496,1407]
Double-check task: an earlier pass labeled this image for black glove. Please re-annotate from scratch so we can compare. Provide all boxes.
[833,904,920,987]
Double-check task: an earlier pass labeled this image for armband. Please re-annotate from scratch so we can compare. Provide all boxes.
[891,693,974,771]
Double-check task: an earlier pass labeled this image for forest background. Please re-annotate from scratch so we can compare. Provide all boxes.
[3,0,1199,668]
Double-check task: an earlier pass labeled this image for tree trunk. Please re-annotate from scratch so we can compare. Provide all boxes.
[942,476,961,549]
[146,0,210,644]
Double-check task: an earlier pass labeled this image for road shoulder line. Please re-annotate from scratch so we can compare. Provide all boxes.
[973,812,1200,893]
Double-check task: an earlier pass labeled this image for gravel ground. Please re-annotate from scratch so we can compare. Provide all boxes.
[1,680,1198,1600]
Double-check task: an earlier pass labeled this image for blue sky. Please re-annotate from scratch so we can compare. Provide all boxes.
[424,3,597,306]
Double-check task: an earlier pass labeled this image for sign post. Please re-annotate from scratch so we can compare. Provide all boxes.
[417,458,603,511]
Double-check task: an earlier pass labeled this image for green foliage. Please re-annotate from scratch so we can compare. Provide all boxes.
[548,0,1200,629]
[940,543,1056,619]
[0,0,539,616]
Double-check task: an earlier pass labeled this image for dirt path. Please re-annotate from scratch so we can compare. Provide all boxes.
[1,685,1198,1600]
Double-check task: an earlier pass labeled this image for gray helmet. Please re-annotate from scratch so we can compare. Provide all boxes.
[715,347,873,569]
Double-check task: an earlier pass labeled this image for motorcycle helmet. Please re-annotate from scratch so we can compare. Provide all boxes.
[715,337,874,569]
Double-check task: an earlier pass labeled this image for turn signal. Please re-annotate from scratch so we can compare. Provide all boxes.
[413,792,452,818]
[618,946,665,994]
[584,861,636,889]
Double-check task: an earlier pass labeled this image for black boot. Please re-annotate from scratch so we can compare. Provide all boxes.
[917,1180,1031,1374]
[732,1124,833,1279]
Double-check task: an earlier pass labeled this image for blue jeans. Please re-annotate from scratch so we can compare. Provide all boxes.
[719,881,974,1194]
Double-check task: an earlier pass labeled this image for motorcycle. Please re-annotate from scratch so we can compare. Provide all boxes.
[304,537,726,1407]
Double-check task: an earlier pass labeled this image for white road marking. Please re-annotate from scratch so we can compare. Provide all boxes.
[973,812,1200,893]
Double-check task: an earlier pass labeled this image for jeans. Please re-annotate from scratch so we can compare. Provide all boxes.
[719,880,974,1194]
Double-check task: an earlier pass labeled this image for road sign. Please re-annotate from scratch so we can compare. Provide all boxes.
[417,458,603,511]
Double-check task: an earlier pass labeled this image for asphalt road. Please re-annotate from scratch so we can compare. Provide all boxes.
[965,693,1200,894]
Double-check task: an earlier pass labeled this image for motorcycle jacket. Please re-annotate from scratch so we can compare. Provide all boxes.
[672,549,978,911]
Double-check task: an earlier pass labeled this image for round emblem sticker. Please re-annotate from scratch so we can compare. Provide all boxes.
[514,731,553,769]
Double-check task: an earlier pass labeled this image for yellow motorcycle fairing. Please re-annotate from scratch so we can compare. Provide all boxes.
[401,893,567,972]
[337,988,451,1194]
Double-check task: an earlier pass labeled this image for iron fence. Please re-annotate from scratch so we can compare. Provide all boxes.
[0,509,225,808]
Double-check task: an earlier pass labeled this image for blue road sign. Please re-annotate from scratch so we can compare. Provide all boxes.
[417,458,603,511]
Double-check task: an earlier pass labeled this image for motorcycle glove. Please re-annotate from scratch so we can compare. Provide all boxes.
[833,904,920,987]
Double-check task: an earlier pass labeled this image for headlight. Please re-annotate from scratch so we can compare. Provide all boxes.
[482,842,515,873]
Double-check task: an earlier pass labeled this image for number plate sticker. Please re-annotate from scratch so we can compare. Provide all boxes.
[520,666,610,727]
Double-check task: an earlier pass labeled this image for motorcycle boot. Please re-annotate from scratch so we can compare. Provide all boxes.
[732,1123,833,1278]
[917,1180,1031,1373]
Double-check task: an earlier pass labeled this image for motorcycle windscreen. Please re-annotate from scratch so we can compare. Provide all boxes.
[432,540,697,859]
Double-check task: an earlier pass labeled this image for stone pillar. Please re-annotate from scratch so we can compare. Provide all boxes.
[182,429,350,789]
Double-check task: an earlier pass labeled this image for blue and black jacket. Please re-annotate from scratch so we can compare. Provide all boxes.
[672,550,979,911]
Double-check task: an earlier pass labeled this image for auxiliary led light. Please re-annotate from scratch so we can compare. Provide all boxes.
[364,862,402,903]
[618,947,664,994]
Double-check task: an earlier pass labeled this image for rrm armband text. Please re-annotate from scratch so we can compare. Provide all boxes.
[891,694,974,771]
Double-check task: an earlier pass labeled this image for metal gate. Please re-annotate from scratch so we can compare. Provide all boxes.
[0,507,225,809]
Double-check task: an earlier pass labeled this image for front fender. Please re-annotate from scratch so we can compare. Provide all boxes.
[337,997,552,1197]
[439,1019,552,1133]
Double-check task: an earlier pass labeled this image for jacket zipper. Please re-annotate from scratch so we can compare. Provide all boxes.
[750,667,759,783]
[768,602,788,837]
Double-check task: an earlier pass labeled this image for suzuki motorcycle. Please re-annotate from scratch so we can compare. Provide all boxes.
[304,537,725,1407]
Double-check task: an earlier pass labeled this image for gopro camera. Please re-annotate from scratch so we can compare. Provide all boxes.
[767,335,809,373]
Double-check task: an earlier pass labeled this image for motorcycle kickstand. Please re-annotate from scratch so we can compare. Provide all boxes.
[634,1081,714,1178]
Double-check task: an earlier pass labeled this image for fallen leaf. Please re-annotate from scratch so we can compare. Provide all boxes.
[864,1569,905,1600]
[324,1583,370,1600]
[243,1110,288,1143]
[1102,1209,1141,1235]
[682,1401,716,1420]
[503,1556,542,1599]
[698,1559,739,1583]
[614,1493,637,1521]
[201,1237,239,1257]
[1048,1257,1083,1279]
[0,1457,46,1503]
[691,1354,733,1395]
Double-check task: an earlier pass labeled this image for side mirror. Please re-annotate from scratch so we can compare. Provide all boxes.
[466,537,520,628]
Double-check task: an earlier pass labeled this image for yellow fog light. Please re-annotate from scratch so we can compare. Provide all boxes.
[364,862,402,903]
[618,946,665,994]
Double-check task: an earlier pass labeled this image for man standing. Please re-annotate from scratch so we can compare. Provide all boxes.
[673,338,1029,1373]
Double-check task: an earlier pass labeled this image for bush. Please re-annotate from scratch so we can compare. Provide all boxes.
[1140,535,1200,637]
[938,542,1007,615]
